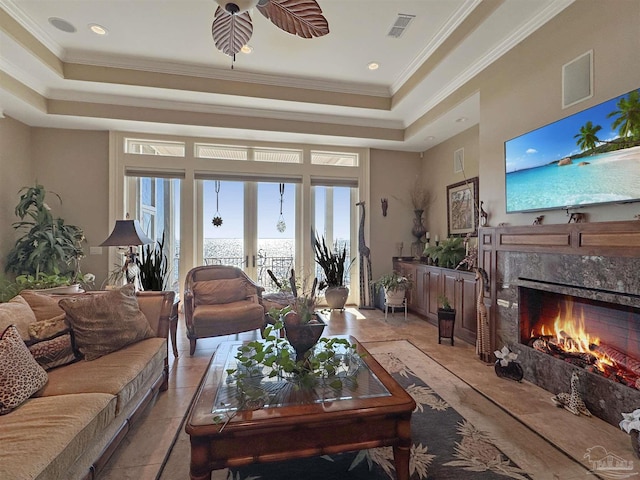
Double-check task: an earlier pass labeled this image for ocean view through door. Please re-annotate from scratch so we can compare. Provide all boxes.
[201,180,296,291]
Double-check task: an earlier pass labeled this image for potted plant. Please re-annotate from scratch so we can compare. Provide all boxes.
[5,184,87,289]
[375,271,413,306]
[313,234,350,310]
[424,237,466,269]
[137,231,169,291]
[278,277,327,361]
[437,294,456,345]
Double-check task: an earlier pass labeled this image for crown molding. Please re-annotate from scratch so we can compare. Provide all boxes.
[64,51,391,98]
[47,90,404,129]
[407,0,575,125]
[0,0,64,58]
[390,0,481,95]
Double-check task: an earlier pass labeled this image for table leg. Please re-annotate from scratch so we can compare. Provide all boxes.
[190,438,212,480]
[393,416,412,480]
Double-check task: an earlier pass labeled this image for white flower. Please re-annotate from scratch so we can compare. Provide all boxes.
[42,202,51,211]
[494,345,518,367]
[83,273,95,283]
[620,409,640,433]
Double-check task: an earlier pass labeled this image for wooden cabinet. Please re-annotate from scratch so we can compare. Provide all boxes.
[393,260,477,345]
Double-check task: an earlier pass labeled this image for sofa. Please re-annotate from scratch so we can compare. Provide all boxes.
[0,285,175,480]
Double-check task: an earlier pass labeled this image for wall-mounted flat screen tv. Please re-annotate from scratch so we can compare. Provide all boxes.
[504,87,640,213]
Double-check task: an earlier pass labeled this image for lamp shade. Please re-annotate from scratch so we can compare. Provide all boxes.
[100,220,153,247]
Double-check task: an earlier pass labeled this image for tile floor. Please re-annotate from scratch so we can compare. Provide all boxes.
[99,307,638,480]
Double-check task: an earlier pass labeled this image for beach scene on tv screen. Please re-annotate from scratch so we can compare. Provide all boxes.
[505,88,640,213]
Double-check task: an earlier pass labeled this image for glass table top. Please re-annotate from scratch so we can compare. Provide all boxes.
[211,341,391,415]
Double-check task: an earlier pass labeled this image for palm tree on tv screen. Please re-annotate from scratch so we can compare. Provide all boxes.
[607,90,640,145]
[574,120,602,154]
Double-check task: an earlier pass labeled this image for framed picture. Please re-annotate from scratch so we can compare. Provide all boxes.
[447,177,479,237]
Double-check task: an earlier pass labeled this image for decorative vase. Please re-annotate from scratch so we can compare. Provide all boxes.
[324,286,349,310]
[284,317,326,361]
[411,209,427,258]
[494,360,524,382]
[437,308,456,345]
[384,288,406,306]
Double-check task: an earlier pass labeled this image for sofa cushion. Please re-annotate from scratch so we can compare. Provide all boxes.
[59,284,155,360]
[0,392,116,480]
[0,325,48,415]
[34,337,166,415]
[28,315,69,340]
[19,290,66,322]
[0,295,37,340]
[193,278,248,305]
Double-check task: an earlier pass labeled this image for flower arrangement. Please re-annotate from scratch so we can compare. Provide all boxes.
[620,409,640,434]
[494,346,519,366]
[375,271,413,293]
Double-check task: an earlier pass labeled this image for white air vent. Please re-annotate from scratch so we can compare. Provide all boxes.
[387,14,415,38]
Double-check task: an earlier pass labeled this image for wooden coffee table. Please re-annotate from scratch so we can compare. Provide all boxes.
[185,336,416,480]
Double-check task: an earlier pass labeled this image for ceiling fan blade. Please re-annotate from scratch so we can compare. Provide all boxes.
[257,0,329,39]
[212,6,254,56]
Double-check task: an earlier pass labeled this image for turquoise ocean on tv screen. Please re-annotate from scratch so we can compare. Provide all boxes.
[506,146,640,212]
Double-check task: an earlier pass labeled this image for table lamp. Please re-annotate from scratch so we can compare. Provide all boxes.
[100,219,153,288]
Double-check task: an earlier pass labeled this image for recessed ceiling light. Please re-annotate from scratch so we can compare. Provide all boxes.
[48,17,76,33]
[89,24,108,35]
[240,44,253,54]
[455,117,468,123]
[367,62,380,71]
[426,136,435,141]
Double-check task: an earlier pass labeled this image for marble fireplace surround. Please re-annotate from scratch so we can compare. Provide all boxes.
[479,221,640,427]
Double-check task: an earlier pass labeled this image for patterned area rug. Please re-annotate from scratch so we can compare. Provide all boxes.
[159,340,533,480]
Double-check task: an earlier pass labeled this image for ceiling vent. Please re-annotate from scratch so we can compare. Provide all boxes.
[387,14,415,38]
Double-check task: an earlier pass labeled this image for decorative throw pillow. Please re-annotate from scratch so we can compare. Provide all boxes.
[27,332,78,371]
[58,284,155,361]
[0,325,48,415]
[26,317,78,370]
[193,278,249,306]
[19,290,66,322]
[28,316,69,340]
[0,295,37,341]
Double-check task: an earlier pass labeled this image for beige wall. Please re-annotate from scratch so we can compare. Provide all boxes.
[0,117,33,273]
[30,128,110,283]
[421,125,479,240]
[477,0,640,226]
[369,149,421,279]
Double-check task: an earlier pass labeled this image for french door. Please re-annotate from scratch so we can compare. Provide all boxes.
[200,179,297,291]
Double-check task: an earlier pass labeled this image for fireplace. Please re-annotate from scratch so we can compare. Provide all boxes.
[519,281,640,391]
[478,221,640,427]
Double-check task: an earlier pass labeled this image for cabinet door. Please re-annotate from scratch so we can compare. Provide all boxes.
[459,273,477,339]
[425,266,441,319]
[413,265,428,315]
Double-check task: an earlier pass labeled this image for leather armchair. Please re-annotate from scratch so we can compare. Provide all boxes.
[183,265,265,355]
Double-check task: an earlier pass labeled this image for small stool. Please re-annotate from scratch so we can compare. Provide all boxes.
[385,298,407,320]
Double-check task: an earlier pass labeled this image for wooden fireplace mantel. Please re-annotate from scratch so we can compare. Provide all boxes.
[479,219,640,259]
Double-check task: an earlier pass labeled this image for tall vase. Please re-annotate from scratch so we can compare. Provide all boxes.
[411,209,427,258]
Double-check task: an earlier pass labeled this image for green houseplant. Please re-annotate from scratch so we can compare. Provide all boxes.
[5,184,86,287]
[424,237,466,269]
[313,234,350,310]
[137,231,169,291]
[375,271,413,306]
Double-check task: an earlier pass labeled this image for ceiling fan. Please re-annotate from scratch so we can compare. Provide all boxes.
[212,0,329,57]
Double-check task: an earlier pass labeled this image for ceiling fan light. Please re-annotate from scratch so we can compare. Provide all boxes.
[215,0,259,14]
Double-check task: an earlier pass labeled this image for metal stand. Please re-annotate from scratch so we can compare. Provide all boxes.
[385,298,407,320]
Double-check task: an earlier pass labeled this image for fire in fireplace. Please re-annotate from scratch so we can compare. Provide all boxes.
[519,286,640,391]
